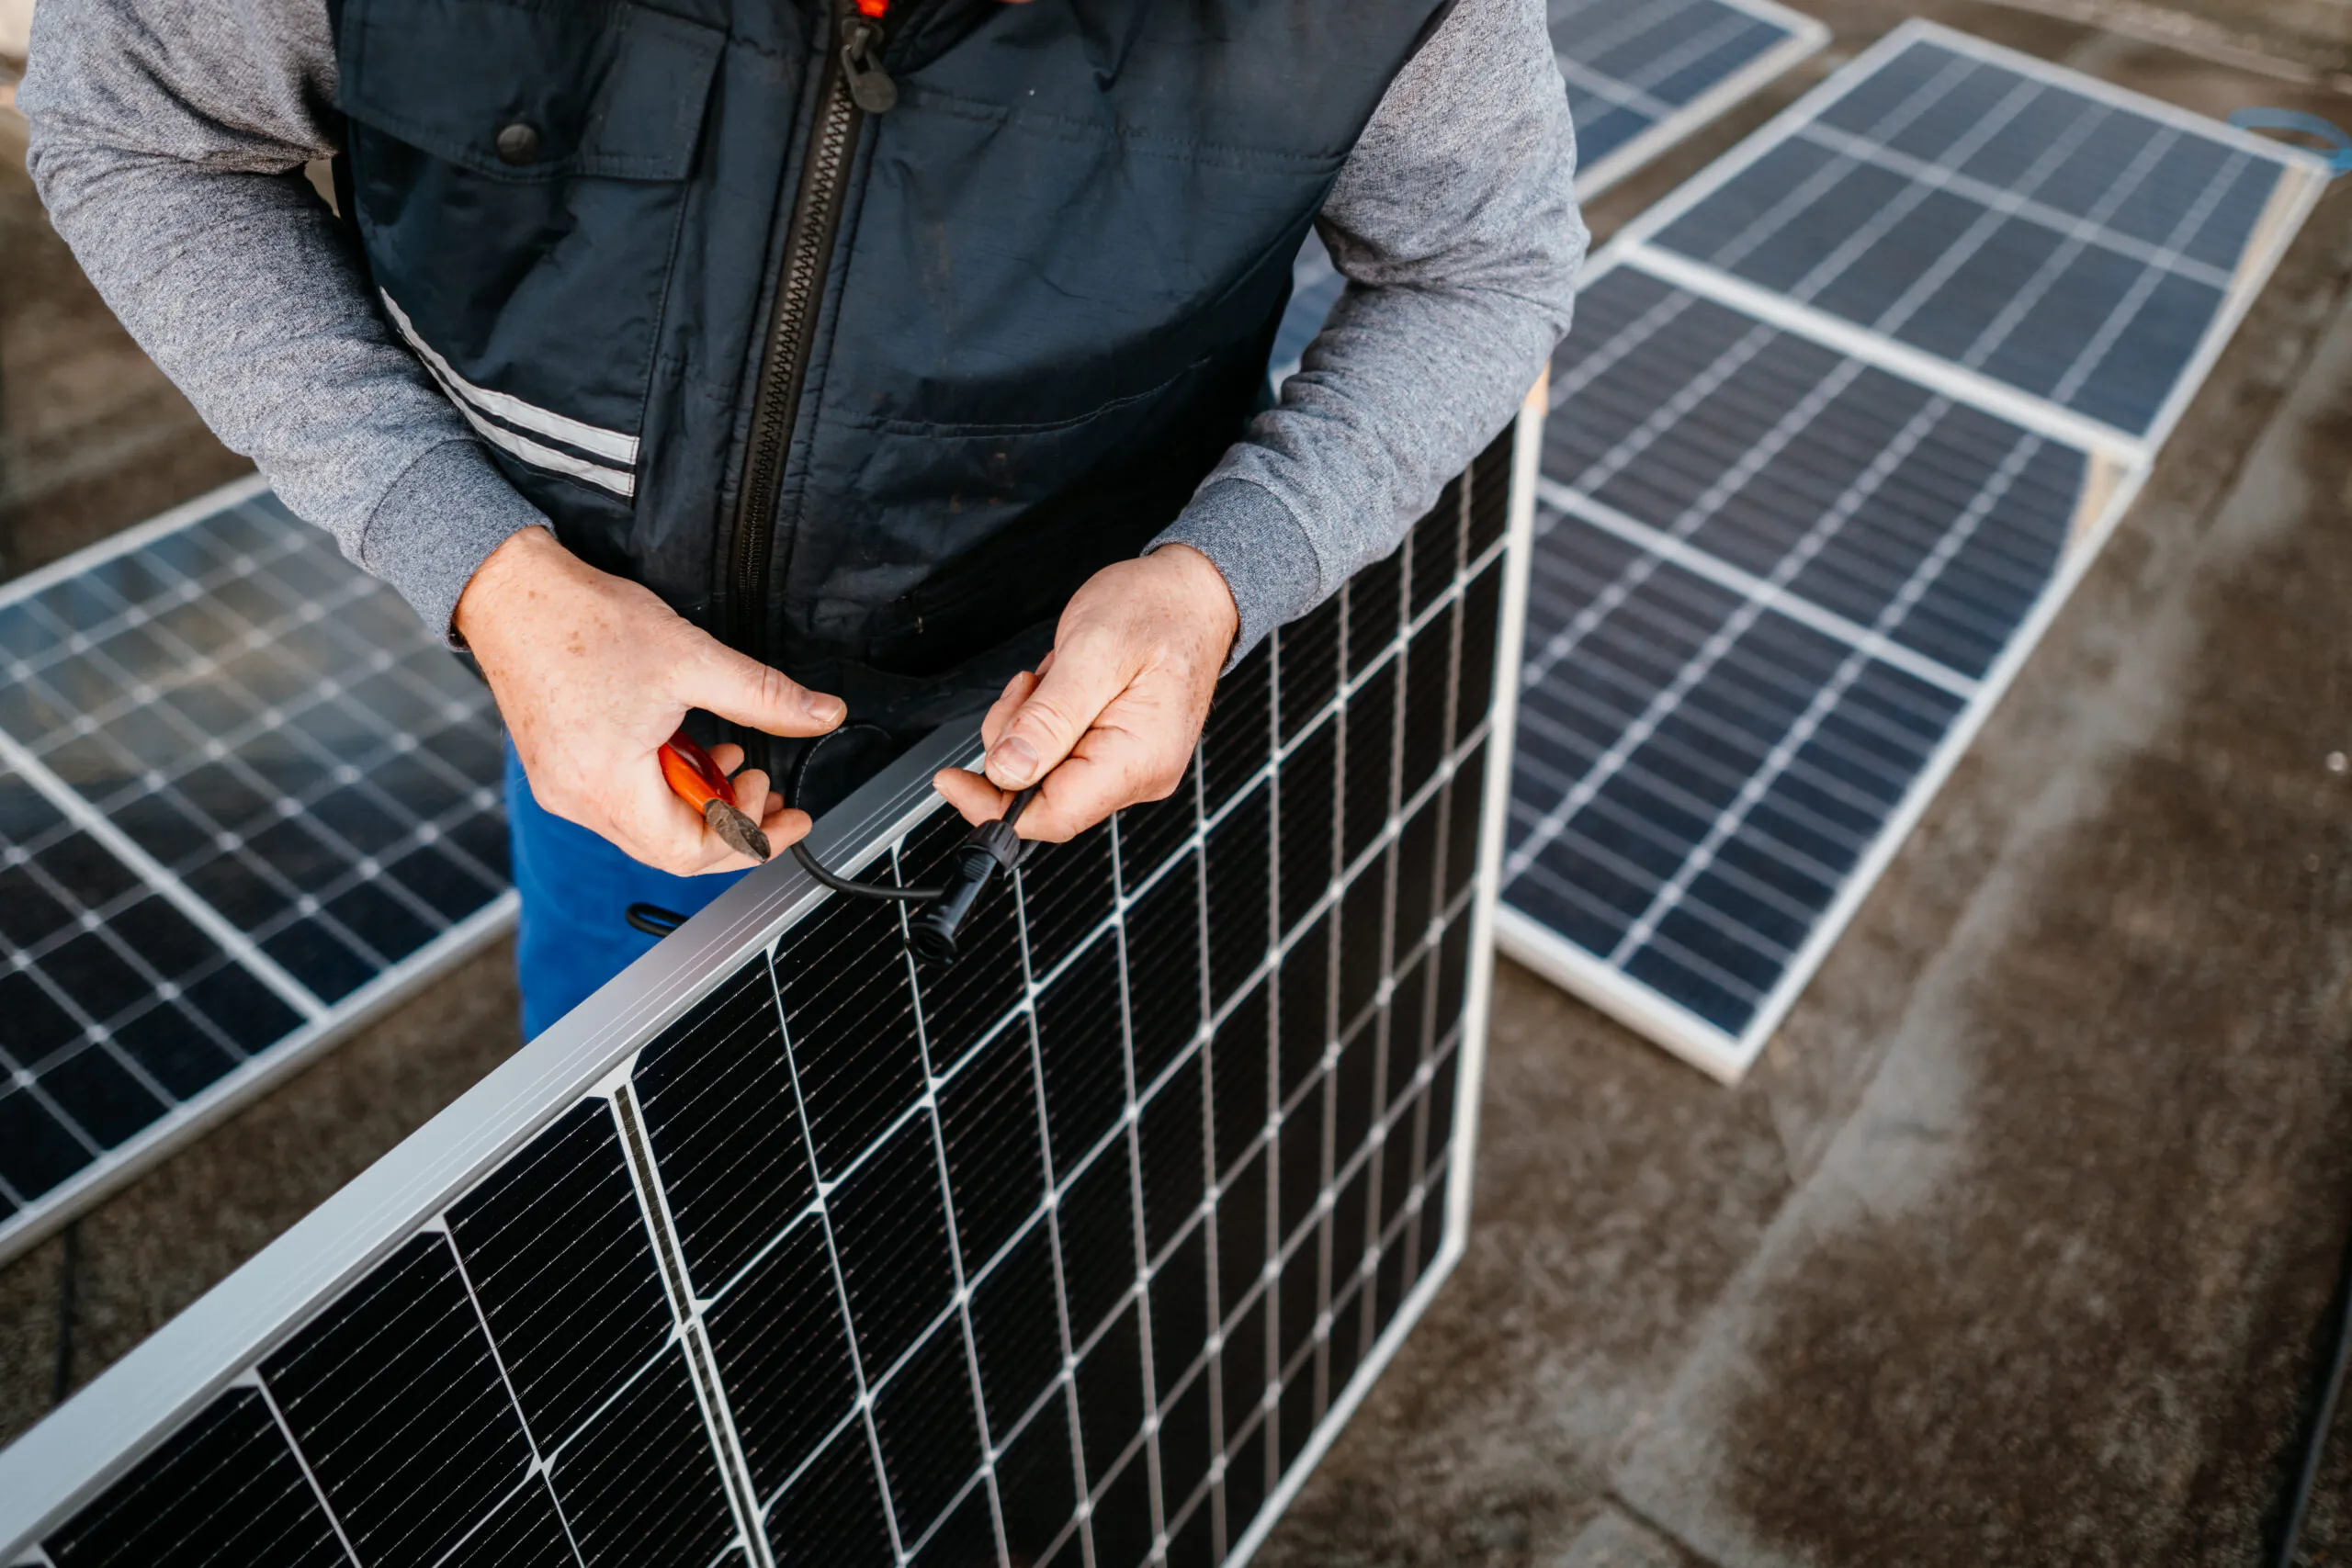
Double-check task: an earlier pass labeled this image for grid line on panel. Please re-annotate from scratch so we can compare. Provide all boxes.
[755,957,913,1566]
[1508,378,1999,931]
[1523,349,1870,701]
[248,1375,366,1568]
[1552,0,1770,125]
[1792,119,2238,291]
[1505,756,1834,952]
[2041,145,2248,409]
[1534,485,1981,699]
[1684,49,1981,276]
[1767,72,2060,306]
[1640,32,2294,439]
[1545,282,1703,415]
[1602,425,2043,967]
[609,1084,771,1566]
[1518,533,1973,801]
[1539,317,1780,531]
[890,839,1014,1568]
[1125,767,1215,1558]
[0,725,323,1021]
[1008,846,1099,1568]
[0,517,505,991]
[1942,126,2186,372]
[682,1322,774,1568]
[1348,522,1444,1377]
[434,1221,593,1568]
[611,1089,698,1322]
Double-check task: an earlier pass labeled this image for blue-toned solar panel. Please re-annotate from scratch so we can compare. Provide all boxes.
[1553,0,1825,181]
[0,479,513,1259]
[1499,26,2326,1079]
[1644,28,2310,437]
[0,420,1538,1568]
[1267,0,1824,379]
[1498,262,2087,1075]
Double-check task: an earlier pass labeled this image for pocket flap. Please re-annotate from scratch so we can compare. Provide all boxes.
[340,0,725,182]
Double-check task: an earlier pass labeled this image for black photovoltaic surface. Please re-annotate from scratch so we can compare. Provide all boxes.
[0,484,511,1253]
[1265,0,1817,377]
[19,432,1522,1568]
[1503,262,2085,1066]
[1649,31,2296,434]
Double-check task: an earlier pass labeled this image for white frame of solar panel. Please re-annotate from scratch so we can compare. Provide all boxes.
[1565,0,1829,200]
[0,390,1544,1564]
[1497,21,2331,1081]
[0,475,518,1264]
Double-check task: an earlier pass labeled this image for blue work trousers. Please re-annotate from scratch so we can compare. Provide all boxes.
[504,741,748,1040]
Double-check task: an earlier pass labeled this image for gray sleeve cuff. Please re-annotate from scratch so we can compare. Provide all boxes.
[356,440,551,643]
[1149,479,1325,666]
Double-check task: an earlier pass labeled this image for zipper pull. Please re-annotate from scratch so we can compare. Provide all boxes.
[842,14,898,113]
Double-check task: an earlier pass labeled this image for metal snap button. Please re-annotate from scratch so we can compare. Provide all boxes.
[494,121,540,166]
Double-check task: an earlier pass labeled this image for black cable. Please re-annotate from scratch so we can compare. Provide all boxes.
[787,725,943,902]
[2267,1196,2352,1568]
[626,902,686,938]
[625,724,1039,945]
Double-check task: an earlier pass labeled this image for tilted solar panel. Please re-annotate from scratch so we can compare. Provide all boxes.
[0,479,514,1261]
[1266,0,1825,382]
[1633,23,2321,443]
[1496,24,2330,1079]
[1551,0,1827,196]
[0,401,1541,1568]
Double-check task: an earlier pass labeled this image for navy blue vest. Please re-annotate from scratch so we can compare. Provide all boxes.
[332,0,1449,744]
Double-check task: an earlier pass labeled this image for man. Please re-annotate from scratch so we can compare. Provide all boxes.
[19,0,1582,1037]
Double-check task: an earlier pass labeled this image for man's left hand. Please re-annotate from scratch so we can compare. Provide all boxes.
[933,544,1238,841]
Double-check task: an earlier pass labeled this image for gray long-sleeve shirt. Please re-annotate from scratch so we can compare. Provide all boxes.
[19,0,1584,659]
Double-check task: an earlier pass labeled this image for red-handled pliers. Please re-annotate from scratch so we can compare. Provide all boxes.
[659,729,773,863]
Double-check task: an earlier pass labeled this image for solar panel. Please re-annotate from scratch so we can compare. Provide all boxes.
[1496,24,2331,1079]
[0,401,1542,1568]
[0,477,514,1261]
[1266,0,1825,381]
[1552,0,1828,196]
[1630,23,2321,442]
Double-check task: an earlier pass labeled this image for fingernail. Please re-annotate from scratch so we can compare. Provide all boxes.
[805,693,845,726]
[990,735,1039,784]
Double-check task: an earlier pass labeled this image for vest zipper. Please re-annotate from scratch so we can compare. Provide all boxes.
[728,0,897,659]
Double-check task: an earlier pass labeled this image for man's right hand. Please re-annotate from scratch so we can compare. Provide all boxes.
[454,527,844,876]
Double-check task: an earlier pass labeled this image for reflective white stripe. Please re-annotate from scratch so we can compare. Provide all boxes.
[432,374,638,498]
[379,289,640,467]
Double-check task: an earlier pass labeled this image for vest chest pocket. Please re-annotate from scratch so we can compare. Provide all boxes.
[337,0,726,502]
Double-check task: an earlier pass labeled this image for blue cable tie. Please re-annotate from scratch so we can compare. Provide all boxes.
[2228,108,2352,177]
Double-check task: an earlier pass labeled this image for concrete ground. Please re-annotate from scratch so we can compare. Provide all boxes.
[5,5,2352,1564]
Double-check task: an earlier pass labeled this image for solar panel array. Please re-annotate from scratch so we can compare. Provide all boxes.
[1267,0,1824,380]
[1497,23,2328,1078]
[0,479,514,1260]
[0,415,1537,1568]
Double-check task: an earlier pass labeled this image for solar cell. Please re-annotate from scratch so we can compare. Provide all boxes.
[0,403,1541,1568]
[0,478,514,1262]
[1267,0,1824,381]
[1498,26,2330,1079]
